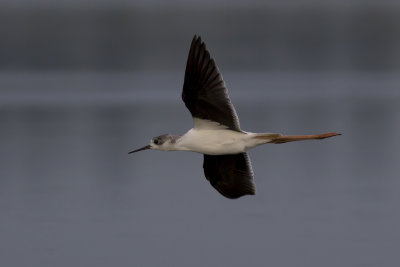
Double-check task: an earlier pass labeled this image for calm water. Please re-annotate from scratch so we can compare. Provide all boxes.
[0,72,399,266]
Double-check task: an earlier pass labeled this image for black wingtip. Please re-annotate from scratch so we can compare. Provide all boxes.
[193,34,202,44]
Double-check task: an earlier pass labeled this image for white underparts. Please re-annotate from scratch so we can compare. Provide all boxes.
[165,119,278,155]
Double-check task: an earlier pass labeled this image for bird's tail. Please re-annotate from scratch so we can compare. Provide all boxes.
[254,132,341,144]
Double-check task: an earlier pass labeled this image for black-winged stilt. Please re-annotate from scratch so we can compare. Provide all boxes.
[129,35,340,199]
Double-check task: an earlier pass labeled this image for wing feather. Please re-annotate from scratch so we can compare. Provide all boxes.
[182,35,241,131]
[203,153,256,199]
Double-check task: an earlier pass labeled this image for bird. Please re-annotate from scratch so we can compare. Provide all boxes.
[129,35,341,199]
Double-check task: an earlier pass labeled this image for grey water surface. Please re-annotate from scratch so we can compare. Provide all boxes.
[0,72,399,266]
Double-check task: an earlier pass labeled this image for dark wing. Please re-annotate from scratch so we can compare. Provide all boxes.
[182,35,241,132]
[203,153,256,199]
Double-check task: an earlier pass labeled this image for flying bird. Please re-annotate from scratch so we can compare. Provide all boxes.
[129,35,340,199]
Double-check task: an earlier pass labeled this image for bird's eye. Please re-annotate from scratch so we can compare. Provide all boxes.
[154,139,159,145]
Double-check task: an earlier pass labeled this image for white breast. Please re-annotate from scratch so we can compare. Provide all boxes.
[177,128,254,155]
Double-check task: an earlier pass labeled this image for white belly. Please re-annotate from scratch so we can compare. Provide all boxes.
[177,128,258,155]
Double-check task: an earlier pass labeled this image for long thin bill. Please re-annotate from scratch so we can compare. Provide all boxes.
[128,145,151,154]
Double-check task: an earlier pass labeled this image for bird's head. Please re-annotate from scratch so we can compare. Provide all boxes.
[128,134,179,154]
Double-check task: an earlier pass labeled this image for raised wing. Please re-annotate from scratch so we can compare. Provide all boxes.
[182,35,241,132]
[203,153,256,199]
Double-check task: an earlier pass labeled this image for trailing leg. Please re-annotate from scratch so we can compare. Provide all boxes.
[255,132,341,144]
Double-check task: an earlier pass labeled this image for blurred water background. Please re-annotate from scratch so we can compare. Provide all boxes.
[0,1,400,266]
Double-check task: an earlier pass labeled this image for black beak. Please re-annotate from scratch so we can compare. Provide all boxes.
[128,145,151,154]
